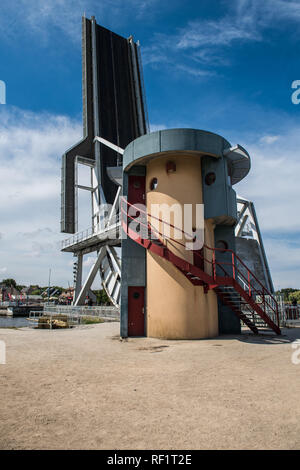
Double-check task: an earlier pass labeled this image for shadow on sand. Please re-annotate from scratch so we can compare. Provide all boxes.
[217,327,300,346]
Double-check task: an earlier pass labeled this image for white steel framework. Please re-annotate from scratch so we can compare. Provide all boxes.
[235,196,274,293]
[61,139,122,307]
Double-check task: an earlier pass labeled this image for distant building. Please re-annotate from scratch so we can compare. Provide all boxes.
[0,284,21,301]
[58,288,74,305]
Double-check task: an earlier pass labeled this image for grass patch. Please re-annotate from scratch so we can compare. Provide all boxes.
[0,326,20,329]
[80,316,105,325]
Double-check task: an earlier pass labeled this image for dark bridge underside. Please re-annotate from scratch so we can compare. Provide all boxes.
[61,17,148,234]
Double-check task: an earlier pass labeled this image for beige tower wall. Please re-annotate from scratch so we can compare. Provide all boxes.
[146,154,219,339]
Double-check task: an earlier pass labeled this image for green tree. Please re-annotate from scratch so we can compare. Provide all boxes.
[31,289,42,296]
[1,278,17,288]
[276,288,298,302]
[16,285,26,291]
[94,289,111,305]
[288,291,300,304]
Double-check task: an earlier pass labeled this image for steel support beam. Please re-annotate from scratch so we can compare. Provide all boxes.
[74,252,83,303]
[74,247,107,306]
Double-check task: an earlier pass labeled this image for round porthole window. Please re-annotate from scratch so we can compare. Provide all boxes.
[205,172,216,186]
[150,177,158,190]
[133,292,140,299]
[133,180,141,189]
[216,240,228,252]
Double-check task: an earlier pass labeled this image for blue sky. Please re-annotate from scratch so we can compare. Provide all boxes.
[0,0,300,288]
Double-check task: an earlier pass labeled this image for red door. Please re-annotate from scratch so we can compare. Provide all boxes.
[128,175,145,205]
[128,175,146,238]
[128,286,145,336]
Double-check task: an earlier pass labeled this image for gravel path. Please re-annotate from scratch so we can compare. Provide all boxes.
[0,323,299,450]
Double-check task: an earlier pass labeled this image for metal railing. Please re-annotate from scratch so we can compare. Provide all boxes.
[43,305,120,319]
[29,305,120,329]
[61,214,120,250]
[61,226,95,249]
[29,310,80,329]
[285,306,300,321]
[0,300,41,307]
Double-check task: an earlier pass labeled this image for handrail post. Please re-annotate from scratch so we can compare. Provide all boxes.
[248,270,251,297]
[232,252,235,280]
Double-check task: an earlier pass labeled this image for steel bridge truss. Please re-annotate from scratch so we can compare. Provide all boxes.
[62,138,123,307]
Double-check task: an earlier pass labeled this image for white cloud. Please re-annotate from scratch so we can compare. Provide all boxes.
[0,106,110,288]
[252,234,300,292]
[0,0,160,43]
[149,123,167,132]
[259,135,279,144]
[18,228,54,239]
[142,1,260,75]
[143,0,300,75]
[249,0,300,25]
[83,255,97,268]
[2,0,298,79]
[142,43,214,78]
[2,0,299,49]
[260,237,300,290]
[232,124,300,288]
[176,14,260,51]
[235,127,300,233]
[0,106,82,286]
[0,107,80,212]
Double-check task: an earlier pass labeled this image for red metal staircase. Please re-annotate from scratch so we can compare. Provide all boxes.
[121,199,281,335]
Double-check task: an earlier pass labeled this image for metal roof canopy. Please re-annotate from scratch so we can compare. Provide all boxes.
[223,144,251,185]
[123,128,251,187]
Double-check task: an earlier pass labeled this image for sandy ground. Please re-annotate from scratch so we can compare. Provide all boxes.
[0,322,300,450]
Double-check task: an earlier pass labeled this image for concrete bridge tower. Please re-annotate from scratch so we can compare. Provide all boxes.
[120,129,261,339]
[61,17,280,338]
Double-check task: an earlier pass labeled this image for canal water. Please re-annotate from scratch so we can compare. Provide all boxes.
[0,317,31,328]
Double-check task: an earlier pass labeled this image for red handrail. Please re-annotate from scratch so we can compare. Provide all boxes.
[123,206,249,290]
[122,203,229,275]
[124,199,276,297]
[121,198,279,324]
